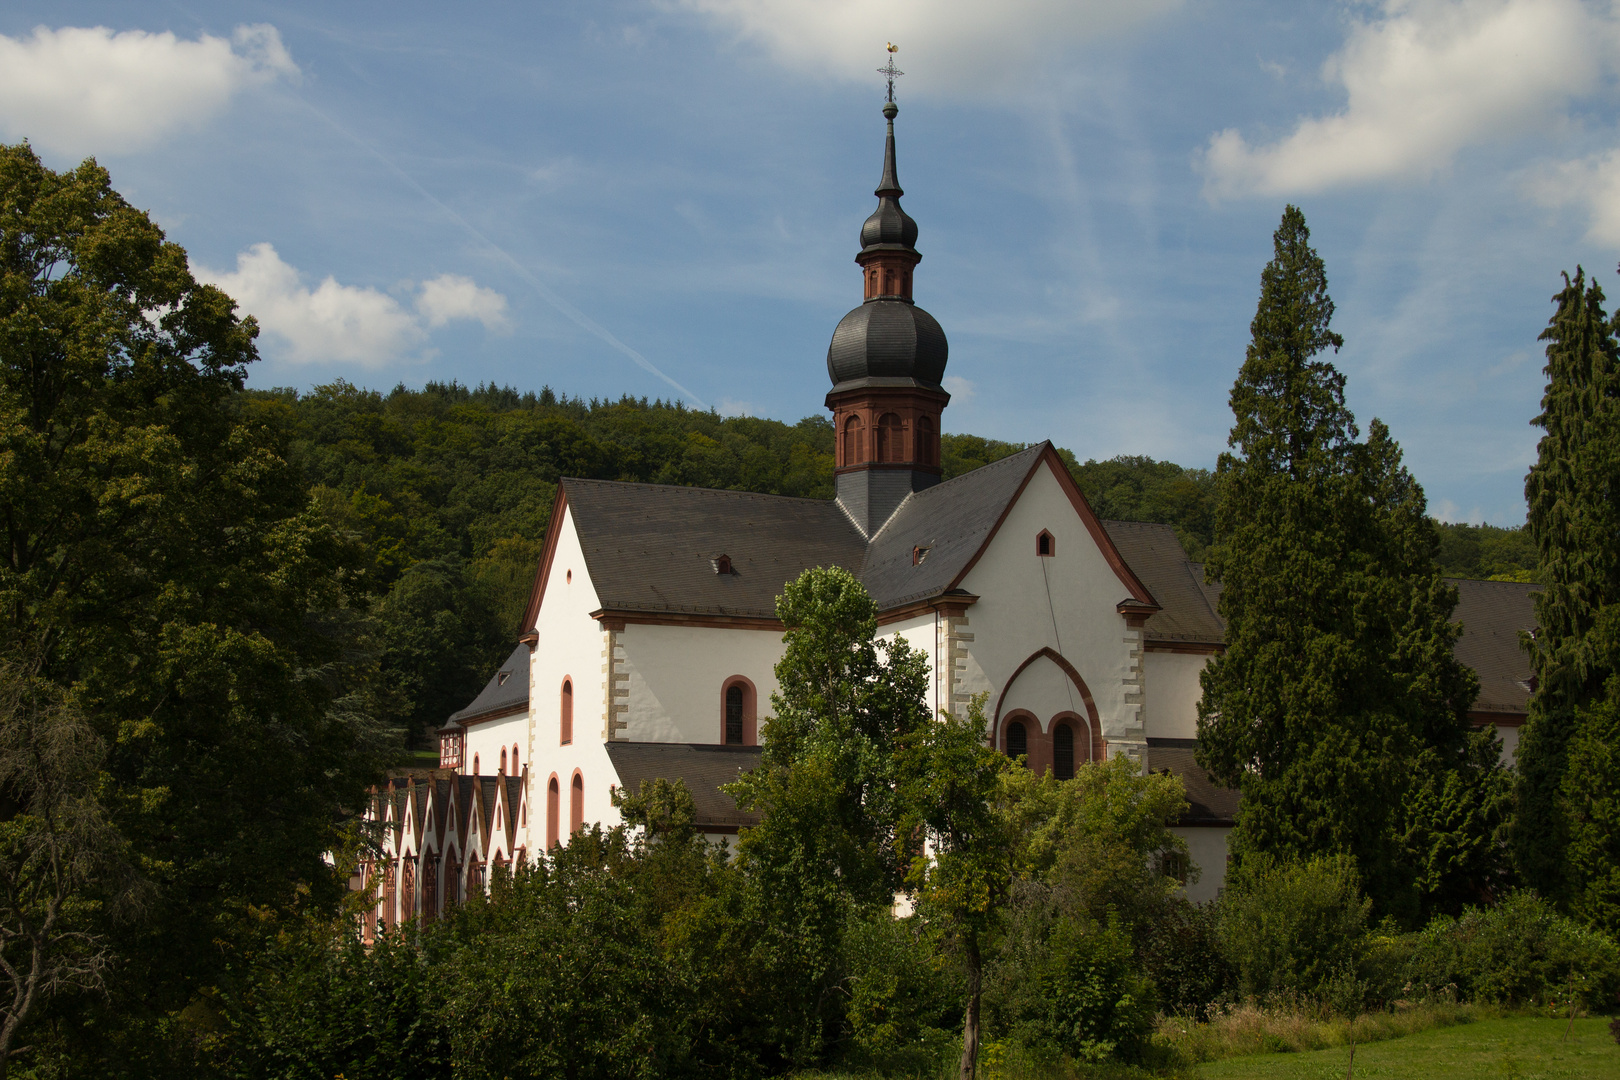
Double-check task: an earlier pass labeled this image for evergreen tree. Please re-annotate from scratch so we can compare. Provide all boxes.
[1515,267,1620,924]
[1197,206,1508,924]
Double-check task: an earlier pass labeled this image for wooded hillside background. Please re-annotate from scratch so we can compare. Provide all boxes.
[258,380,1537,749]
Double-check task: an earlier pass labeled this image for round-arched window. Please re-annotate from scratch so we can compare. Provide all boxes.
[725,684,745,745]
[1053,723,1074,781]
[1005,720,1028,763]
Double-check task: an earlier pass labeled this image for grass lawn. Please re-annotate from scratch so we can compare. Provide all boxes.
[1195,1017,1619,1080]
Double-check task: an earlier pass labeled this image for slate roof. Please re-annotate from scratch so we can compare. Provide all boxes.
[1452,578,1538,715]
[1147,738,1240,825]
[604,743,764,831]
[447,644,530,726]
[566,480,864,619]
[1103,523,1223,644]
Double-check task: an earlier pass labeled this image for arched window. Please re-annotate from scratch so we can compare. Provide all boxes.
[570,772,584,835]
[499,747,507,774]
[1053,722,1075,781]
[726,684,745,745]
[472,753,480,776]
[1037,530,1055,557]
[916,415,935,465]
[842,415,865,466]
[546,776,560,850]
[720,677,757,745]
[560,678,573,745]
[512,743,520,771]
[875,413,903,462]
[1005,720,1028,763]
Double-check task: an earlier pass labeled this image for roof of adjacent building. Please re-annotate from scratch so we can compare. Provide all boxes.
[446,643,530,727]
[604,742,764,832]
[1452,578,1538,715]
[1146,738,1240,825]
[1102,523,1223,644]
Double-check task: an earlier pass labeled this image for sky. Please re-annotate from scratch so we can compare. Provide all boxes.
[7,2,1620,525]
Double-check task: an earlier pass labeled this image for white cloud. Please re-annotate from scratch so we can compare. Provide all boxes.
[0,24,297,157]
[417,274,512,332]
[1201,0,1605,199]
[673,0,1179,96]
[198,244,510,368]
[1527,147,1620,243]
[943,375,977,403]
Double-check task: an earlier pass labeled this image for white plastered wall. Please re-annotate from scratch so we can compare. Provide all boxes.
[461,712,529,781]
[1169,826,1230,904]
[618,624,784,742]
[1141,650,1209,740]
[526,503,621,851]
[881,613,943,717]
[956,460,1139,750]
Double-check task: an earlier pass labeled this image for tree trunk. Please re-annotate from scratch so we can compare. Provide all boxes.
[959,937,982,1080]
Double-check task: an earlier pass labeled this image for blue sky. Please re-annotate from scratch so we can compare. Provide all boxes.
[7,2,1620,525]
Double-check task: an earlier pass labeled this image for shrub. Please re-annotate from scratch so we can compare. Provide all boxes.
[1218,854,1371,1006]
[1399,890,1620,1010]
[839,913,959,1074]
[1138,898,1233,1019]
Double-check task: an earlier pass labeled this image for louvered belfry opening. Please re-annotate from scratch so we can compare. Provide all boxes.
[827,97,951,536]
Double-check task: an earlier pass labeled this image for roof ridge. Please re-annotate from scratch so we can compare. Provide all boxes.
[564,476,836,508]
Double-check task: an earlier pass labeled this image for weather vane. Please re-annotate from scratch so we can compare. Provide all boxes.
[878,43,903,104]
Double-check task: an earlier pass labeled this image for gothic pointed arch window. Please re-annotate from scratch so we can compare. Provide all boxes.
[875,412,903,462]
[842,415,865,466]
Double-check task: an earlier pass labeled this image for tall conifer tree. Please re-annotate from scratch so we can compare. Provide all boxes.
[1198,206,1508,924]
[1516,268,1620,923]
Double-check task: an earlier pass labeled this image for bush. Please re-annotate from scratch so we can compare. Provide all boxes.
[839,914,960,1074]
[1218,854,1371,1006]
[1399,890,1620,1010]
[1138,898,1233,1019]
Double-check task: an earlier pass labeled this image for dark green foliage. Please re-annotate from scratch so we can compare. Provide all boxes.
[1516,267,1620,913]
[218,923,450,1080]
[1138,899,1232,1020]
[1397,891,1620,1010]
[1564,615,1620,935]
[1217,855,1371,1005]
[1070,456,1216,562]
[839,914,960,1074]
[1198,205,1509,925]
[0,143,394,1071]
[1434,521,1538,582]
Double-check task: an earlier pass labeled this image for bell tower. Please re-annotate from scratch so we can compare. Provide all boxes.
[826,94,950,536]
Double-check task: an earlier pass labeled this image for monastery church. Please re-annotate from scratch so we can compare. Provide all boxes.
[360,99,1537,932]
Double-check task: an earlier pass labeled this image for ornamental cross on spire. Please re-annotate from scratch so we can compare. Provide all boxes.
[879,44,903,103]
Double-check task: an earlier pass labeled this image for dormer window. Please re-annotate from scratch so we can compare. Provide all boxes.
[497,670,510,686]
[714,554,733,575]
[912,545,931,566]
[1036,530,1055,557]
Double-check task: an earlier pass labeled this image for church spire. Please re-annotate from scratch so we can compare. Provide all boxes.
[824,54,952,536]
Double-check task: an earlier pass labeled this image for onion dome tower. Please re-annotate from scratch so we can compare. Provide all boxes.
[828,97,950,536]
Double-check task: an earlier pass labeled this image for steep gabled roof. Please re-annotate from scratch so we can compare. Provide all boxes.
[1452,578,1537,715]
[605,743,763,831]
[565,479,866,619]
[1104,523,1223,644]
[1146,738,1239,825]
[447,644,530,727]
[863,444,1045,608]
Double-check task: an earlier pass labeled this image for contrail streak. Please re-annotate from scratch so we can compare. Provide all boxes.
[296,97,708,409]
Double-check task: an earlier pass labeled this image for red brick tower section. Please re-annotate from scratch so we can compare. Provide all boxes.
[826,99,950,534]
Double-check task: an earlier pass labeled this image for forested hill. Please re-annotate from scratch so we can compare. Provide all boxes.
[262,380,1535,744]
